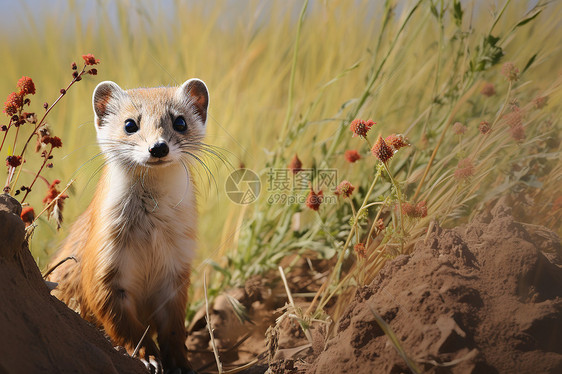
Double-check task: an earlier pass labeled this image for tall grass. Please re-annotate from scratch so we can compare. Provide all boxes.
[1,0,560,323]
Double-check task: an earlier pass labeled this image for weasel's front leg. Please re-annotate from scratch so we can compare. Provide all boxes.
[155,286,193,373]
[93,284,161,364]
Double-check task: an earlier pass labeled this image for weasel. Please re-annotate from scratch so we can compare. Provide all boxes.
[48,78,209,373]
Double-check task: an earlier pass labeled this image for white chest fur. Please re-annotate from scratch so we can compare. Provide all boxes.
[99,163,196,304]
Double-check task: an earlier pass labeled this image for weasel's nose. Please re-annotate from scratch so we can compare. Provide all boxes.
[149,141,169,158]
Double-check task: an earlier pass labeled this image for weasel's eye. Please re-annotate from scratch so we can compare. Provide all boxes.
[173,116,188,132]
[124,119,139,134]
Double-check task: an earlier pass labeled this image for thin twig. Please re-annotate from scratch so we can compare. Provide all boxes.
[279,266,312,343]
[278,266,295,307]
[42,256,77,279]
[204,271,223,374]
[132,325,151,358]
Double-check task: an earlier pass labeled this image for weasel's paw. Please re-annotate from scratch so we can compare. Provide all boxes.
[141,356,163,374]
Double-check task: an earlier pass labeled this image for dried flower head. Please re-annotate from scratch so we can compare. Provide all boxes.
[454,158,475,180]
[533,96,548,110]
[335,180,354,198]
[21,112,37,124]
[87,69,98,76]
[6,155,22,168]
[416,201,428,218]
[401,202,416,217]
[509,125,526,142]
[42,135,63,148]
[354,243,366,259]
[385,134,409,151]
[501,62,519,82]
[452,122,467,135]
[371,136,393,163]
[71,62,77,70]
[503,108,522,129]
[479,121,491,135]
[305,188,323,211]
[82,53,100,66]
[288,154,303,174]
[35,125,51,152]
[43,179,69,229]
[4,92,23,116]
[20,206,35,227]
[17,76,36,96]
[344,150,361,163]
[480,82,496,97]
[401,201,428,218]
[350,119,375,138]
[43,179,62,204]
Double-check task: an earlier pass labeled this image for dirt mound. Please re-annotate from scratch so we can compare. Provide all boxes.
[0,194,147,374]
[305,203,562,373]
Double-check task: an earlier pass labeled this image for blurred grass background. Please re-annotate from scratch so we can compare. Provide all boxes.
[1,0,560,278]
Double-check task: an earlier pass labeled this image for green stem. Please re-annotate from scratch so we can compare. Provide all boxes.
[317,169,381,312]
[489,0,512,35]
[365,195,390,249]
[383,162,405,243]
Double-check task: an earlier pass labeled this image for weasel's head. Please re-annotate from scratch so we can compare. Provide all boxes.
[92,79,209,171]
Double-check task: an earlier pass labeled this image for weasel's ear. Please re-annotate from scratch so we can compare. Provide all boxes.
[178,79,209,125]
[92,81,125,128]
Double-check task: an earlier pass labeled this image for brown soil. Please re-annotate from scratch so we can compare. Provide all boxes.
[302,202,562,374]
[0,194,147,374]
[189,202,562,374]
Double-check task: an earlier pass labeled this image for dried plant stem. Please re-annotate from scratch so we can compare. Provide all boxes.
[132,325,151,358]
[0,118,13,153]
[413,81,481,201]
[21,146,53,203]
[18,65,86,158]
[10,65,87,192]
[279,266,296,308]
[4,166,16,192]
[279,266,312,343]
[42,256,76,279]
[11,125,20,153]
[204,271,223,374]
